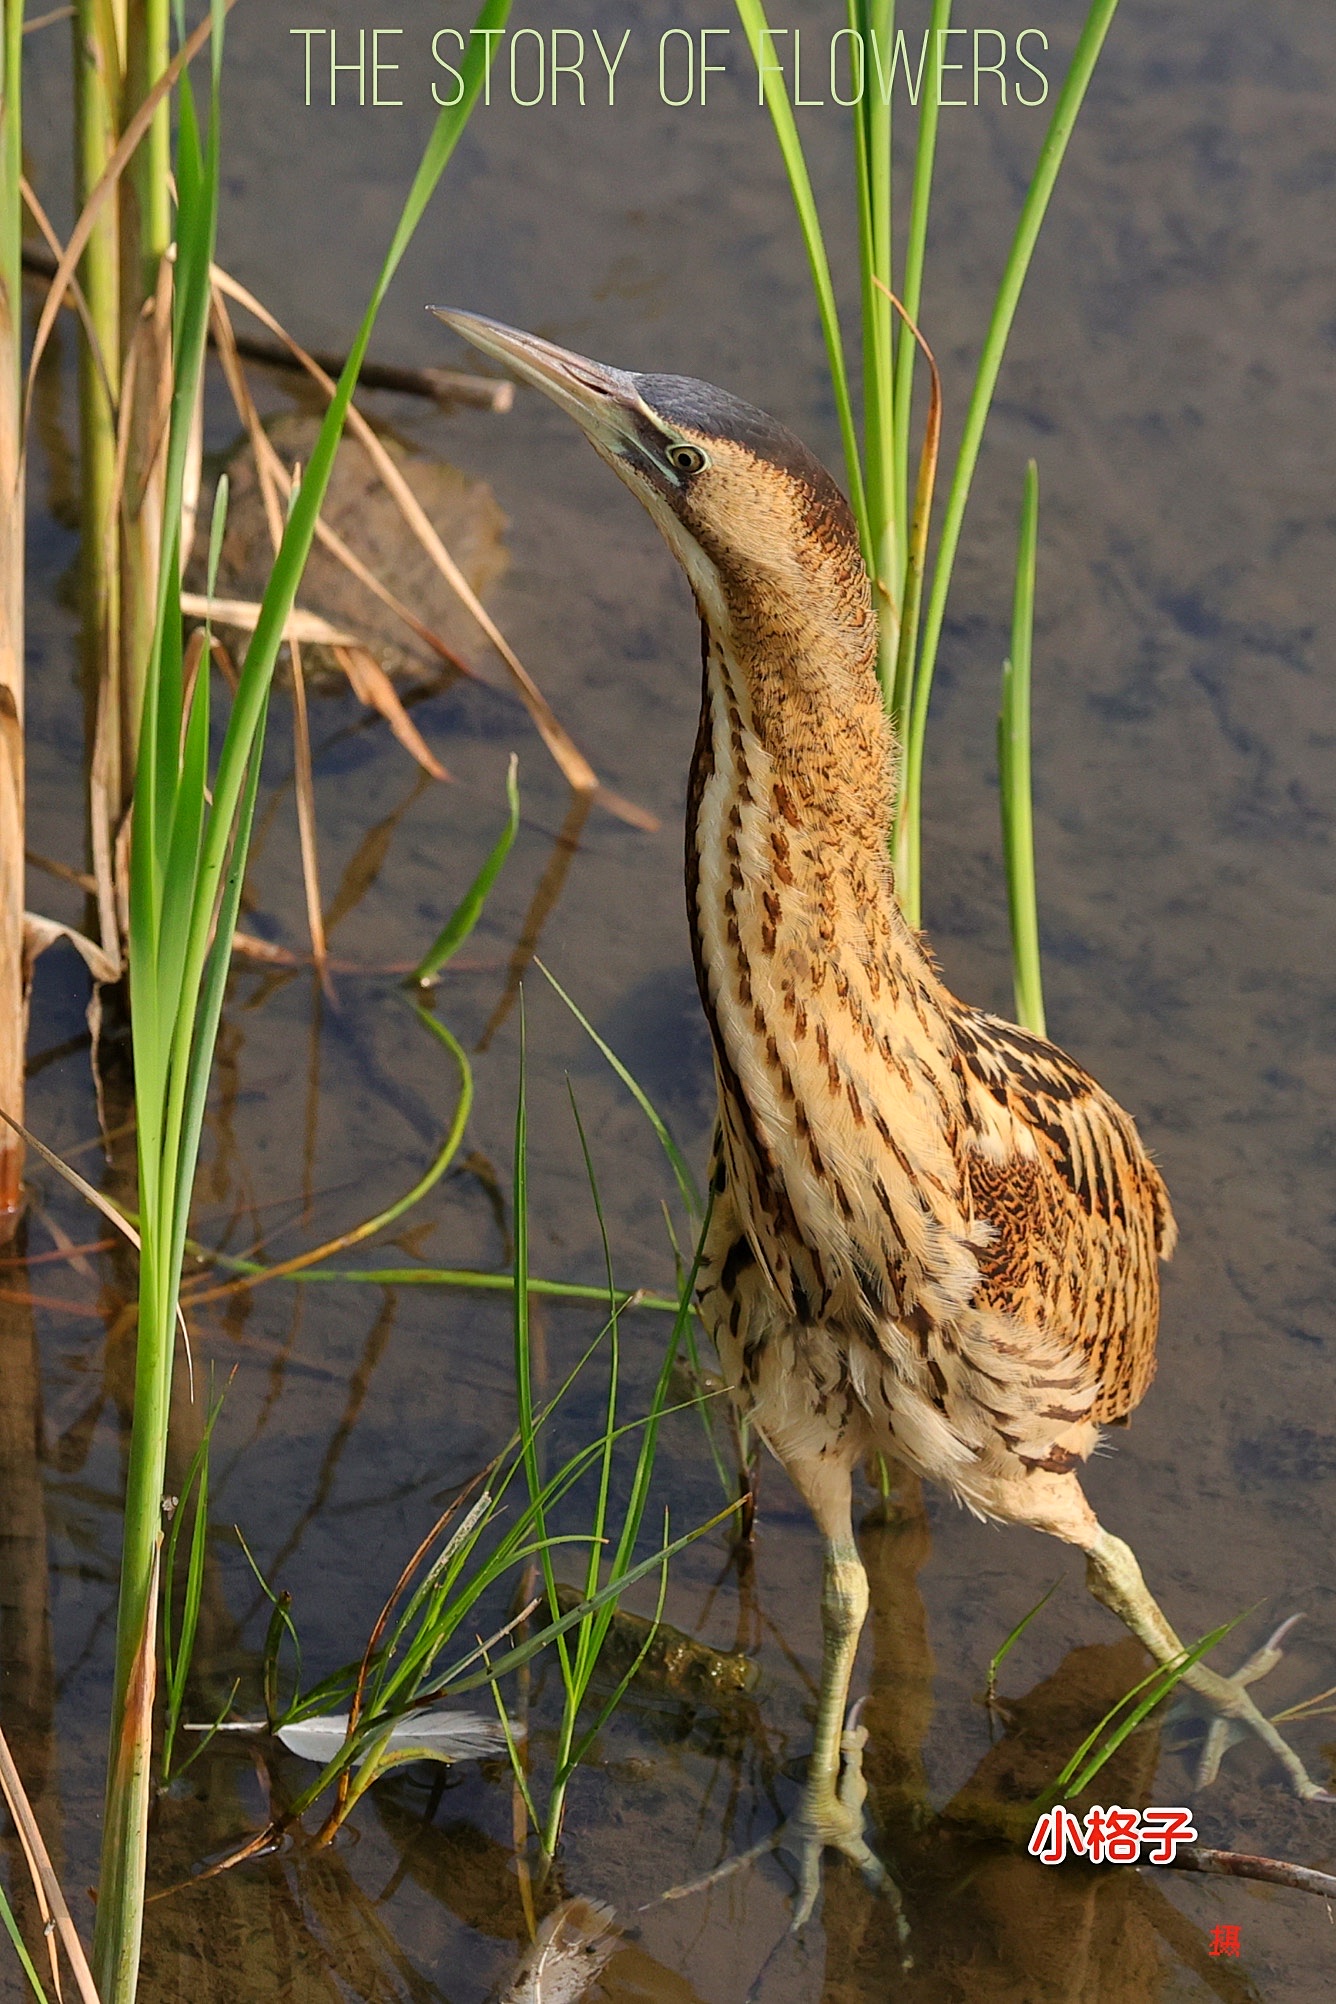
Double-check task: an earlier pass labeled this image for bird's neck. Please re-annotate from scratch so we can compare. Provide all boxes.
[687,537,894,850]
[685,611,946,1057]
[685,613,960,1322]
[686,595,905,929]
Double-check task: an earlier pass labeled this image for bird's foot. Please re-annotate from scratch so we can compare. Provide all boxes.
[786,1703,907,1949]
[1169,1615,1336,1801]
[789,1699,905,1931]
[648,1705,909,1955]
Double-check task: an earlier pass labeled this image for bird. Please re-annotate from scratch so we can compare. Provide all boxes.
[433,309,1333,1916]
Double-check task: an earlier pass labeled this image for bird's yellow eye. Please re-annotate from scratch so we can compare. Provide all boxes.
[666,442,709,476]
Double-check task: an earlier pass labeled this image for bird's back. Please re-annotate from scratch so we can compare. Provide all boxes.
[951,1006,1176,1427]
[699,974,1176,1502]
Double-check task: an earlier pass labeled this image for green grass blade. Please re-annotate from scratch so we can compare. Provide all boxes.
[205,473,229,618]
[487,1673,541,1838]
[1037,1617,1238,1806]
[511,997,563,1670]
[568,1520,673,1770]
[850,0,896,644]
[998,459,1045,1034]
[263,1594,298,1726]
[1060,1636,1220,1798]
[562,1085,622,1641]
[0,1880,52,2004]
[156,579,212,1025]
[366,1489,499,1701]
[609,1196,713,1590]
[439,1498,741,1700]
[189,1238,683,1309]
[412,753,519,983]
[169,1676,241,1782]
[532,1193,715,1841]
[170,692,268,1286]
[985,1576,1058,1707]
[896,0,1122,925]
[234,1531,303,1722]
[160,1388,225,1777]
[535,960,701,1220]
[536,1098,710,1857]
[890,0,951,572]
[185,1002,472,1304]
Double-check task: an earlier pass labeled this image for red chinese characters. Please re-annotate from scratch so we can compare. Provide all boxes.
[1027,1804,1198,1865]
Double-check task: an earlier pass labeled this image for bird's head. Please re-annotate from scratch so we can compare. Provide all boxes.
[431,311,877,693]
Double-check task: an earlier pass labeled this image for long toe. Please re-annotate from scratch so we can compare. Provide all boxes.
[1173,1617,1336,1802]
[788,1794,893,1930]
[652,1710,911,1948]
[786,1710,908,1952]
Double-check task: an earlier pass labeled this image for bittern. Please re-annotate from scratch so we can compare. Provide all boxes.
[435,310,1333,1913]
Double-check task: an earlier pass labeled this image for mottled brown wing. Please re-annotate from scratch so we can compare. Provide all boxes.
[953,1011,1176,1423]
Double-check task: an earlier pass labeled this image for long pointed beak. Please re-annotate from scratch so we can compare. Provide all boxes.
[430,309,645,449]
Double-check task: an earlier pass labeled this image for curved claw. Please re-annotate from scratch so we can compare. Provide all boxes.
[1236,1614,1306,1686]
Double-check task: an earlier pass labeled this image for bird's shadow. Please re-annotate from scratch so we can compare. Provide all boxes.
[807,1473,1266,2004]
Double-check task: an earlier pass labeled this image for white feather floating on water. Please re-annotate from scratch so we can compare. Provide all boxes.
[495,1900,620,2004]
[274,1708,516,1767]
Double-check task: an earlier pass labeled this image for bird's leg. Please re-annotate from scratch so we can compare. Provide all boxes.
[1085,1526,1334,1802]
[789,1538,898,1928]
[807,1538,869,1803]
[647,1463,904,1935]
[781,1465,898,1928]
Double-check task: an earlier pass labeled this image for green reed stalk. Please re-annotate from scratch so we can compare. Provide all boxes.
[998,461,1044,1033]
[886,0,950,741]
[849,0,896,679]
[93,4,514,1994]
[122,0,169,302]
[92,14,227,1993]
[73,0,125,810]
[733,0,866,551]
[890,0,950,593]
[116,0,170,792]
[895,0,1122,920]
[0,0,24,1232]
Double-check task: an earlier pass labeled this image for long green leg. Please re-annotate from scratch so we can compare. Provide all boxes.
[1087,1527,1334,1803]
[790,1535,897,1929]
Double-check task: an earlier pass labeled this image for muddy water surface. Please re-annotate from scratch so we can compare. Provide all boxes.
[7,2,1336,1999]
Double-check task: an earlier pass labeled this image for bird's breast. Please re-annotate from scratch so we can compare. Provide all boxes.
[686,662,981,1334]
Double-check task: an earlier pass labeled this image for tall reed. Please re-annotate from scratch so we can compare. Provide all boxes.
[89,2,515,1996]
[736,0,1123,1028]
[0,0,24,1232]
[999,461,1043,1032]
[73,0,125,817]
[116,0,170,791]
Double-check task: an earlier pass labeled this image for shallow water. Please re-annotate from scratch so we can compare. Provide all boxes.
[6,1,1336,1997]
